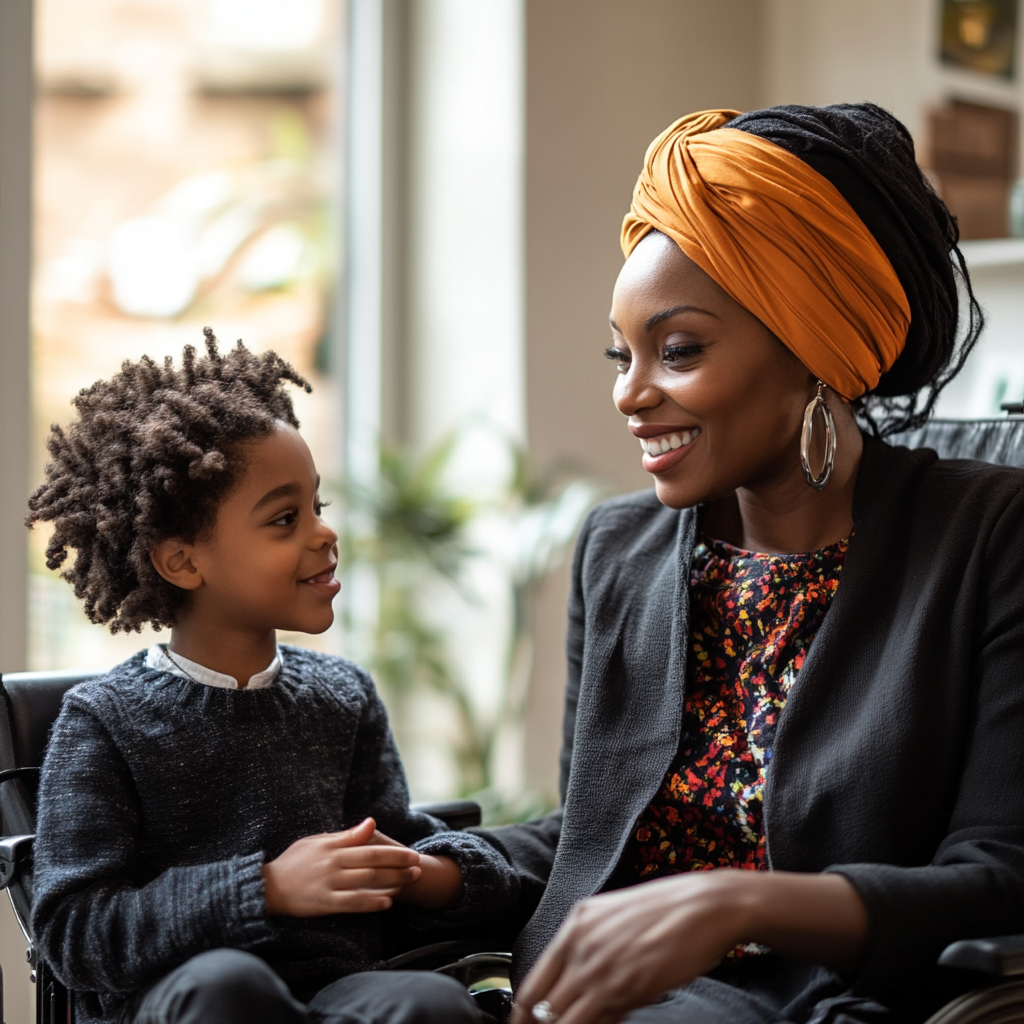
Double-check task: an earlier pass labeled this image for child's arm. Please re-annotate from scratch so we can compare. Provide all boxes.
[32,699,277,995]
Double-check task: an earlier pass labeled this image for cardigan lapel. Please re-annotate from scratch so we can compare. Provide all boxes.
[762,435,933,869]
[514,503,698,973]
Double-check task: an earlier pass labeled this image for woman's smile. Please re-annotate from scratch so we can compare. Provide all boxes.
[630,423,702,473]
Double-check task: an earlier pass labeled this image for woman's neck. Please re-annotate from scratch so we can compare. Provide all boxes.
[702,402,863,555]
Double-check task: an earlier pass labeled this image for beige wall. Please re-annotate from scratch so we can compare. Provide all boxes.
[522,0,763,797]
[763,0,1024,168]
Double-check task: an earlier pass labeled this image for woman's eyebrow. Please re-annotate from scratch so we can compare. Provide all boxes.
[251,482,301,513]
[608,305,719,335]
[644,304,718,330]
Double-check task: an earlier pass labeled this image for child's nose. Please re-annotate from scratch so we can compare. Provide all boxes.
[314,517,338,549]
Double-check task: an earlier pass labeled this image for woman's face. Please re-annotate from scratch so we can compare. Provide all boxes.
[608,231,818,510]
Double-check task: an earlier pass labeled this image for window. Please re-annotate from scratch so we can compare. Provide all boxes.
[30,0,346,670]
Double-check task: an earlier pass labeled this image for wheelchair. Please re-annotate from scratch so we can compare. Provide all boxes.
[3,416,1024,1023]
[0,669,514,1023]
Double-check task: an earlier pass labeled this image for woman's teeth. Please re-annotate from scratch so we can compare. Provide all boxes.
[638,429,701,456]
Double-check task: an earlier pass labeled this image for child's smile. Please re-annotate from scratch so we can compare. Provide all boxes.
[299,564,341,596]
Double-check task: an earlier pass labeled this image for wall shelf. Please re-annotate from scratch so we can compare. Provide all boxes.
[959,238,1024,268]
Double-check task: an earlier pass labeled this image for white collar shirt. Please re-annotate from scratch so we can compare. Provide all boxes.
[145,644,282,690]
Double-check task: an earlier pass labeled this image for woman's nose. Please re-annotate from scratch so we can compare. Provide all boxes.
[613,362,662,417]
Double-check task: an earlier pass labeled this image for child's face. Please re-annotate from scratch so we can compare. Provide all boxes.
[183,421,340,635]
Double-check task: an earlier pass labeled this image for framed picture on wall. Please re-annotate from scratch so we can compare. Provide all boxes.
[940,0,1019,79]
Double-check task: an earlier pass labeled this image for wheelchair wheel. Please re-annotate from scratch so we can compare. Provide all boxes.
[925,980,1024,1024]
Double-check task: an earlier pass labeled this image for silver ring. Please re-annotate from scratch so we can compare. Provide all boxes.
[532,1001,560,1024]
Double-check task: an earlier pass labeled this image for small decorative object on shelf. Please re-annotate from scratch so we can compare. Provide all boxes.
[940,0,1018,79]
[928,100,1019,239]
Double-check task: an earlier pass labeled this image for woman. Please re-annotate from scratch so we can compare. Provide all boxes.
[483,105,1024,1024]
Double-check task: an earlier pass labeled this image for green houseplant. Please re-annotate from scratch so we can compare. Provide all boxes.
[339,431,602,822]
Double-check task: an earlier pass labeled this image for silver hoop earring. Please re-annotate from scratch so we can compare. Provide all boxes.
[800,381,836,490]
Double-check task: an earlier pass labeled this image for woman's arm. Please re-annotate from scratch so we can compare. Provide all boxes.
[512,869,867,1024]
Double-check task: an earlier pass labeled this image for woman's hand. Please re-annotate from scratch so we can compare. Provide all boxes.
[512,869,868,1024]
[262,817,422,916]
[512,871,751,1024]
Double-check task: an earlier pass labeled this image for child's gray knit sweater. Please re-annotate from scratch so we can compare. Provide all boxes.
[31,646,518,1022]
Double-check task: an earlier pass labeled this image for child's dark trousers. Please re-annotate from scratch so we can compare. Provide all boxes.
[124,949,484,1024]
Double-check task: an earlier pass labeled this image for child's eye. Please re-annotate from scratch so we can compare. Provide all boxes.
[271,510,297,527]
[314,498,332,516]
[604,346,630,374]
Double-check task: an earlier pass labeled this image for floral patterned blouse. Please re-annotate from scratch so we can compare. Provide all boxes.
[627,533,849,883]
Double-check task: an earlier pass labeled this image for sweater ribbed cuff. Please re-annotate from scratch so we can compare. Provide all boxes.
[413,831,520,927]
[225,851,275,947]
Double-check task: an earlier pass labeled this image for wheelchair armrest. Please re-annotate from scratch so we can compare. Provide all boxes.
[411,800,482,830]
[0,833,34,891]
[939,935,1024,976]
[0,767,40,787]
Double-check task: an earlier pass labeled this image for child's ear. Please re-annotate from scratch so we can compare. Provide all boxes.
[150,539,203,591]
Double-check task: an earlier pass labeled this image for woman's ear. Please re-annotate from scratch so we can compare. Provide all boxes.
[150,539,203,591]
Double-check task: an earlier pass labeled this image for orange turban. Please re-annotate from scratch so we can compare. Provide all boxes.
[621,110,911,400]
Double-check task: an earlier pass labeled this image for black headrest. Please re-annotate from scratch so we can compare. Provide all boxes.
[0,670,99,853]
[888,418,1024,467]
[0,671,100,773]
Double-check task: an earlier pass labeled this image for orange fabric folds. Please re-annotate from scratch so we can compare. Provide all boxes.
[621,110,911,400]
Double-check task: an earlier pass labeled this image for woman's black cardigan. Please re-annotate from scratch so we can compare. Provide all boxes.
[481,434,1024,1006]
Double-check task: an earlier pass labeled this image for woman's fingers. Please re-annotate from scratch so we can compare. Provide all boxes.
[557,990,625,1024]
[512,936,570,1023]
[542,949,648,1024]
[516,916,622,1024]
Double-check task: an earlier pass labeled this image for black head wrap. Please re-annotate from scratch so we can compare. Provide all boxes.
[726,103,982,435]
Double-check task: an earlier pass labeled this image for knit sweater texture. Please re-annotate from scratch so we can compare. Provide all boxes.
[31,646,518,1022]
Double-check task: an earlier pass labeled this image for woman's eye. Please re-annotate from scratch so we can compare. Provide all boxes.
[664,344,703,365]
[604,346,631,374]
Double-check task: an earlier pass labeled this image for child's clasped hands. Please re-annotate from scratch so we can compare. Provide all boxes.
[262,816,463,916]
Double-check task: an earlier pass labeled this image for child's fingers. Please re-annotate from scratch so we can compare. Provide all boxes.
[333,866,421,891]
[330,888,399,913]
[329,818,377,846]
[333,845,421,869]
[368,829,405,848]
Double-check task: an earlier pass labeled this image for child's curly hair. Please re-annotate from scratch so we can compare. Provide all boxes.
[26,328,312,633]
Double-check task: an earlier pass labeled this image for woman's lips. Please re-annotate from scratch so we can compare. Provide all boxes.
[300,567,341,596]
[637,427,701,473]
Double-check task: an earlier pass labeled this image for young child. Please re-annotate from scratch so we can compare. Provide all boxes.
[26,331,517,1024]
